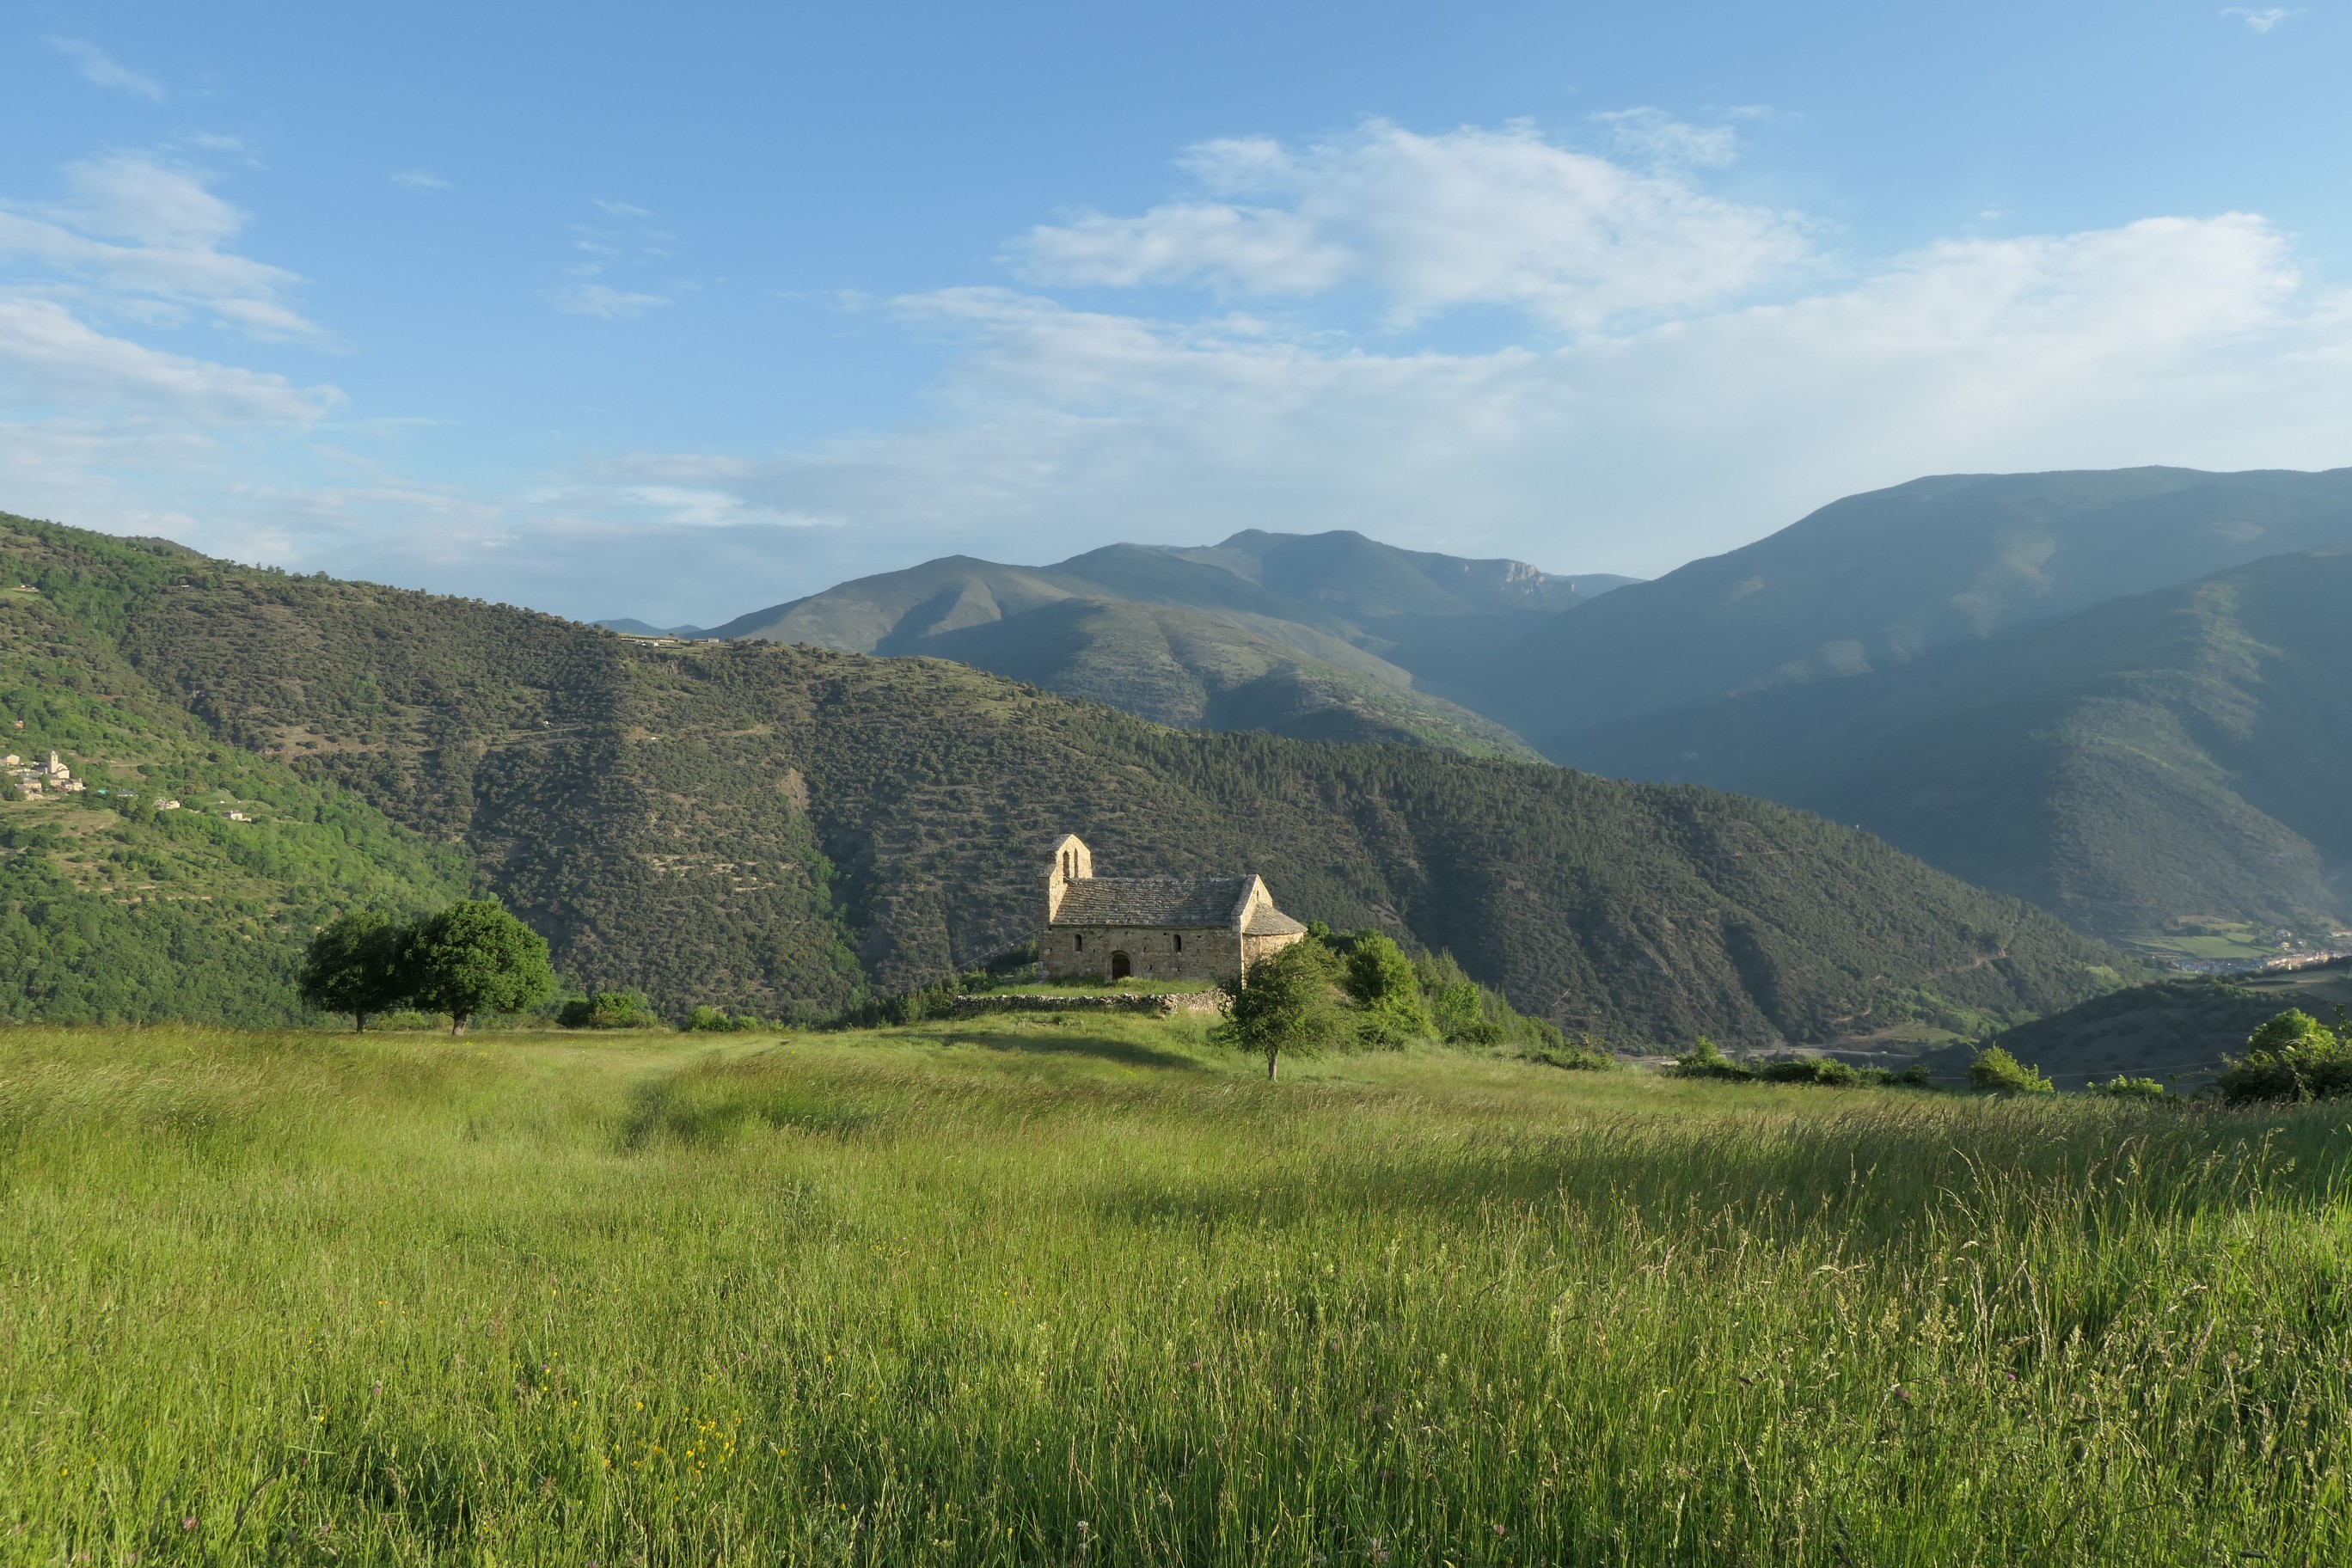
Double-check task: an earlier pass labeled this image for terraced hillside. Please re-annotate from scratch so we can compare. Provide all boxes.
[0,513,2117,1043]
[0,528,467,1023]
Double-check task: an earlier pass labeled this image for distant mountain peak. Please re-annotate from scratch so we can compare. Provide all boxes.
[653,528,1635,759]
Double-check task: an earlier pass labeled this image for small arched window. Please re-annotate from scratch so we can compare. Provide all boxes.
[1173,934,1184,953]
[1075,933,1085,952]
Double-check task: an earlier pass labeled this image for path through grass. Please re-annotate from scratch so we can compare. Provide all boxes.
[1,1016,2347,1564]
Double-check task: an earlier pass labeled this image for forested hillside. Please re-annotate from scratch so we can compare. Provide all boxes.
[1565,551,2352,956]
[678,530,1632,757]
[916,597,1534,756]
[0,527,469,1023]
[0,511,2122,1043]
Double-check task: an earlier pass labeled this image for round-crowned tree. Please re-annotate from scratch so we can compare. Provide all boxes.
[297,910,413,1031]
[404,899,555,1034]
[1217,939,1346,1081]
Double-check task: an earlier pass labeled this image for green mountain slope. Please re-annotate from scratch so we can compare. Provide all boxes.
[0,520,470,1023]
[1951,962,2352,1090]
[920,599,1535,756]
[58,519,2126,1045]
[1494,466,2352,747]
[690,531,1633,756]
[1565,551,2352,955]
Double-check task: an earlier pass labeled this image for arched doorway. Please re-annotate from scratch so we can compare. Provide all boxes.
[1110,950,1131,980]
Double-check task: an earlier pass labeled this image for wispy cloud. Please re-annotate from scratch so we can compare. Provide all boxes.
[553,282,671,318]
[2221,7,2299,31]
[573,207,2352,604]
[1015,119,1810,333]
[0,154,327,342]
[14,113,2352,634]
[0,297,338,425]
[45,37,164,101]
[390,169,450,192]
[552,199,678,318]
[1594,107,1740,168]
[0,142,344,561]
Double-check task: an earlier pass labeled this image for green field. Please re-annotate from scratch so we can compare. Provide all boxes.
[3,1016,2347,1565]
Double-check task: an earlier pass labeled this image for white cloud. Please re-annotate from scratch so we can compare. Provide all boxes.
[581,209,2352,597]
[12,115,2352,634]
[0,155,326,342]
[1016,119,1811,332]
[593,199,652,218]
[0,297,339,424]
[46,37,164,101]
[0,145,346,568]
[2221,7,2299,31]
[391,169,450,192]
[553,283,671,318]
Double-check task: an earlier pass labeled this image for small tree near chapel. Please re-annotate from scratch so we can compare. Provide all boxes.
[1217,940,1346,1081]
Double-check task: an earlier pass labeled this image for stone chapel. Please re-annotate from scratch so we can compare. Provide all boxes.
[1039,833,1307,986]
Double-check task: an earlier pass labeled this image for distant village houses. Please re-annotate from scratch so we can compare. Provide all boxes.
[1040,833,1306,988]
[8,751,84,795]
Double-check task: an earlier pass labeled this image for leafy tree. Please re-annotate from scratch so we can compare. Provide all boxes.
[1340,931,1433,1047]
[1216,940,1345,1081]
[685,1004,757,1032]
[1428,977,1492,1043]
[403,899,555,1034]
[297,910,413,1030]
[2214,1008,2352,1104]
[1967,1045,2055,1094]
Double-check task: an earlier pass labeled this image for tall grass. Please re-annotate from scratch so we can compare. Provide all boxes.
[0,1017,2347,1565]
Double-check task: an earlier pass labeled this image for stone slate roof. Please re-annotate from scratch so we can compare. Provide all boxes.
[1243,906,1308,937]
[1052,876,1255,928]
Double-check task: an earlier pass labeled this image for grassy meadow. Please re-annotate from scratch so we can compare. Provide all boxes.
[2,1014,2348,1565]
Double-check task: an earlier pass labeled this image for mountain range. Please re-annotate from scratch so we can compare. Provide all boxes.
[607,531,1637,759]
[1566,549,2352,953]
[649,467,2352,961]
[0,511,2128,1045]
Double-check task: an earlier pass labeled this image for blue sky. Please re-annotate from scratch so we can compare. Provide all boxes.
[4,2,2349,624]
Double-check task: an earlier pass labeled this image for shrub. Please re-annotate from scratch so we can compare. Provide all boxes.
[1759,1056,1863,1087]
[983,941,1038,980]
[1341,932,1434,1047]
[826,977,963,1030]
[559,990,664,1030]
[1968,1046,2055,1094]
[2092,1075,2166,1099]
[685,1005,757,1033]
[1429,979,1500,1045]
[1522,1038,1613,1071]
[2214,1008,2352,1105]
[1672,1038,1755,1081]
[1412,949,1564,1051]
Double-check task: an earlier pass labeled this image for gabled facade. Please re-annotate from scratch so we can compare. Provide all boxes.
[1040,833,1306,986]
